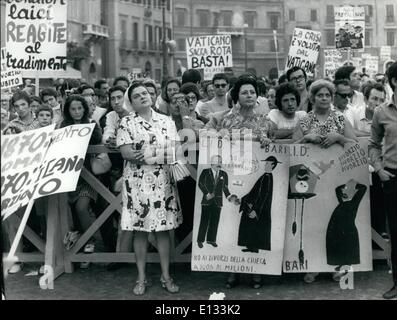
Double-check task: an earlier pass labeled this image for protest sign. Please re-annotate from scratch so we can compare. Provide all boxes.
[283,141,372,273]
[285,28,321,77]
[380,46,391,62]
[128,68,143,82]
[335,6,365,51]
[1,125,56,219]
[186,35,233,70]
[324,49,342,79]
[365,56,379,76]
[204,67,224,81]
[1,124,95,220]
[5,0,68,73]
[192,136,289,275]
[1,47,23,90]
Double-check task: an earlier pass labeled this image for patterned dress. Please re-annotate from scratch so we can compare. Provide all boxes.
[299,109,346,136]
[116,111,182,232]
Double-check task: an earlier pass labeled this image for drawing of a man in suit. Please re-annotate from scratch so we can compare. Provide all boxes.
[197,155,239,248]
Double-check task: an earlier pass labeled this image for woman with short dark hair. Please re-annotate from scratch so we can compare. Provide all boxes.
[268,83,306,140]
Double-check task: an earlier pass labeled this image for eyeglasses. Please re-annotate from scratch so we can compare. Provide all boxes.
[290,75,305,82]
[336,92,353,99]
[214,83,228,89]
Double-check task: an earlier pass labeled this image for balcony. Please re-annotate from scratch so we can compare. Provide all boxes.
[83,24,109,38]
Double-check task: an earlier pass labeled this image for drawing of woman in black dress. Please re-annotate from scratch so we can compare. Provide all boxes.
[326,179,367,267]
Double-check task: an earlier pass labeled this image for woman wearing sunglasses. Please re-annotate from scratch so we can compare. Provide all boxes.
[294,79,356,149]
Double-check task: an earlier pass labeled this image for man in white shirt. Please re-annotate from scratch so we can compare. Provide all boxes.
[333,79,354,125]
[346,82,386,137]
[197,73,229,119]
[334,65,365,110]
[287,66,310,112]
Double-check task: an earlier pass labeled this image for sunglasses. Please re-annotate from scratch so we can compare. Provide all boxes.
[214,83,228,89]
[336,92,353,99]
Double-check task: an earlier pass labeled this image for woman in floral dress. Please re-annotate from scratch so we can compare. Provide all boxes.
[117,82,182,296]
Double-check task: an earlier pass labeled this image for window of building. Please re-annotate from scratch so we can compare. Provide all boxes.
[197,10,210,27]
[365,5,373,23]
[246,39,255,52]
[289,9,295,21]
[133,22,139,48]
[120,19,127,47]
[387,31,395,46]
[221,10,233,26]
[365,30,370,46]
[166,0,170,11]
[268,13,279,30]
[244,11,256,28]
[176,8,186,26]
[177,39,186,51]
[326,29,335,46]
[270,39,278,52]
[386,5,394,22]
[326,5,334,23]
[311,10,317,22]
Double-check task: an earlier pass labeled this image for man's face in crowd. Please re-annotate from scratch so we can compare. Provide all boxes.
[213,79,229,97]
[289,69,306,92]
[37,111,53,127]
[42,95,58,108]
[366,89,385,112]
[14,99,31,119]
[110,90,125,113]
[334,84,353,111]
[100,83,110,95]
[349,70,362,90]
[82,88,97,105]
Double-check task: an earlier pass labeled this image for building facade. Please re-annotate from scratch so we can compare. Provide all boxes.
[103,0,173,82]
[172,0,286,79]
[67,0,109,83]
[283,0,397,76]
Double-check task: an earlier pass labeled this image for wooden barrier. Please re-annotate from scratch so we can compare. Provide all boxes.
[3,145,392,283]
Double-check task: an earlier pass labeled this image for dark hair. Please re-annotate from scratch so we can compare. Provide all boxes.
[12,91,31,106]
[62,95,90,125]
[35,104,53,118]
[333,79,351,88]
[182,69,201,84]
[278,74,288,85]
[161,78,181,103]
[109,85,127,98]
[143,80,157,95]
[334,65,356,81]
[113,76,130,87]
[386,61,397,91]
[286,66,307,82]
[94,79,108,90]
[212,73,229,84]
[78,85,95,94]
[30,95,42,104]
[230,75,258,104]
[127,82,148,104]
[363,83,386,100]
[179,82,201,101]
[275,83,301,110]
[257,80,267,96]
[40,88,58,100]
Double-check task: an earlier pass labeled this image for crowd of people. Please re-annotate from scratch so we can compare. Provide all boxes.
[1,61,397,299]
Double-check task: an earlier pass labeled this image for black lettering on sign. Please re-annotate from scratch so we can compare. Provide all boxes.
[37,178,61,196]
